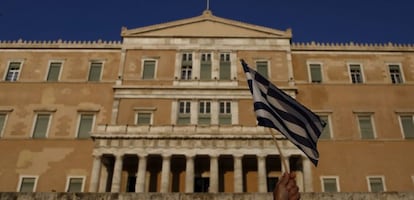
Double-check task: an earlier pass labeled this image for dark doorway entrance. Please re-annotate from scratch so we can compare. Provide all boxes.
[194,177,209,192]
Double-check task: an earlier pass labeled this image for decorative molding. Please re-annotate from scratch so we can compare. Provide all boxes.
[0,39,122,49]
[292,41,414,52]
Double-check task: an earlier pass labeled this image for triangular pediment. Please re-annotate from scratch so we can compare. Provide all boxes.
[122,10,291,39]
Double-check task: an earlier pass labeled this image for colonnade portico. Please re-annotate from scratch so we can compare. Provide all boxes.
[89,151,309,193]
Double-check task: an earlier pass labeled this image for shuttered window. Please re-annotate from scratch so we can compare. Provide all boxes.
[319,115,331,139]
[256,61,268,78]
[88,62,102,81]
[309,64,322,83]
[358,115,375,139]
[137,113,151,125]
[368,177,385,192]
[47,62,62,81]
[322,178,338,192]
[142,60,156,79]
[0,114,5,136]
[198,101,211,125]
[77,114,94,139]
[200,53,212,80]
[19,177,36,192]
[67,177,84,192]
[219,101,231,125]
[32,114,50,138]
[177,101,191,125]
[400,115,414,139]
[219,53,231,80]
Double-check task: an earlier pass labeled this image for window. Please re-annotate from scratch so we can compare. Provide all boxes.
[200,53,212,80]
[66,177,85,192]
[198,100,211,125]
[5,62,22,81]
[32,114,51,139]
[88,62,103,81]
[357,115,375,139]
[0,113,6,137]
[136,112,152,125]
[321,177,339,192]
[46,62,62,81]
[219,101,231,125]
[367,176,385,192]
[256,61,269,78]
[349,64,363,83]
[400,115,414,139]
[219,53,231,80]
[319,115,331,139]
[77,114,94,139]
[181,53,192,80]
[177,101,191,125]
[309,63,322,83]
[18,176,37,192]
[389,64,403,84]
[142,60,156,80]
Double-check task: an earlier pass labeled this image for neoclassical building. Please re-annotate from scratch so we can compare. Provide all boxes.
[0,10,413,193]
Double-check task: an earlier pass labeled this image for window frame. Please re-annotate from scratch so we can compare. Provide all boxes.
[255,60,270,78]
[141,59,158,80]
[135,112,153,125]
[318,114,332,139]
[200,52,212,80]
[4,60,24,81]
[180,53,193,80]
[17,175,38,192]
[320,176,340,192]
[219,52,231,80]
[398,114,414,139]
[65,176,86,192]
[387,63,404,84]
[219,100,232,125]
[0,112,8,138]
[356,114,376,139]
[198,100,211,125]
[347,63,365,84]
[87,60,104,81]
[31,113,52,139]
[177,100,191,125]
[45,60,64,81]
[76,113,96,139]
[367,176,386,192]
[307,62,323,83]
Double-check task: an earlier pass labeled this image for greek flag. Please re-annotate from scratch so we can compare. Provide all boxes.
[241,60,326,166]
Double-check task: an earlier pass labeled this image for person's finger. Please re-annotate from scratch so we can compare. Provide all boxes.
[286,179,296,190]
[289,192,300,200]
[278,172,289,186]
[289,172,296,179]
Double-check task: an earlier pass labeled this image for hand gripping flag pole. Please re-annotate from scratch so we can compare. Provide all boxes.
[241,59,326,167]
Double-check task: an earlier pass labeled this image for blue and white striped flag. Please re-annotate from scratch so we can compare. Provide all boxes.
[241,60,326,166]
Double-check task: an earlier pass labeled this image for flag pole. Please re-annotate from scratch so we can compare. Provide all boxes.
[268,128,289,173]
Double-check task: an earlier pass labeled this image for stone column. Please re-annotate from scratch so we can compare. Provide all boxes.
[111,154,123,192]
[135,154,147,192]
[233,155,243,193]
[89,154,102,192]
[209,154,219,193]
[160,154,171,193]
[185,155,195,193]
[257,155,267,192]
[302,156,313,192]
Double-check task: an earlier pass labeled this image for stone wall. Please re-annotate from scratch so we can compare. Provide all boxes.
[1,192,413,200]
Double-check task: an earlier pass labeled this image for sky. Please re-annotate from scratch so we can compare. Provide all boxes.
[0,0,413,44]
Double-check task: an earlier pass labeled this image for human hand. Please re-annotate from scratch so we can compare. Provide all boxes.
[273,172,300,200]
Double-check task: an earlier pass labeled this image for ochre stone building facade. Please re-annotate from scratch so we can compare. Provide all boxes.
[0,10,413,193]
